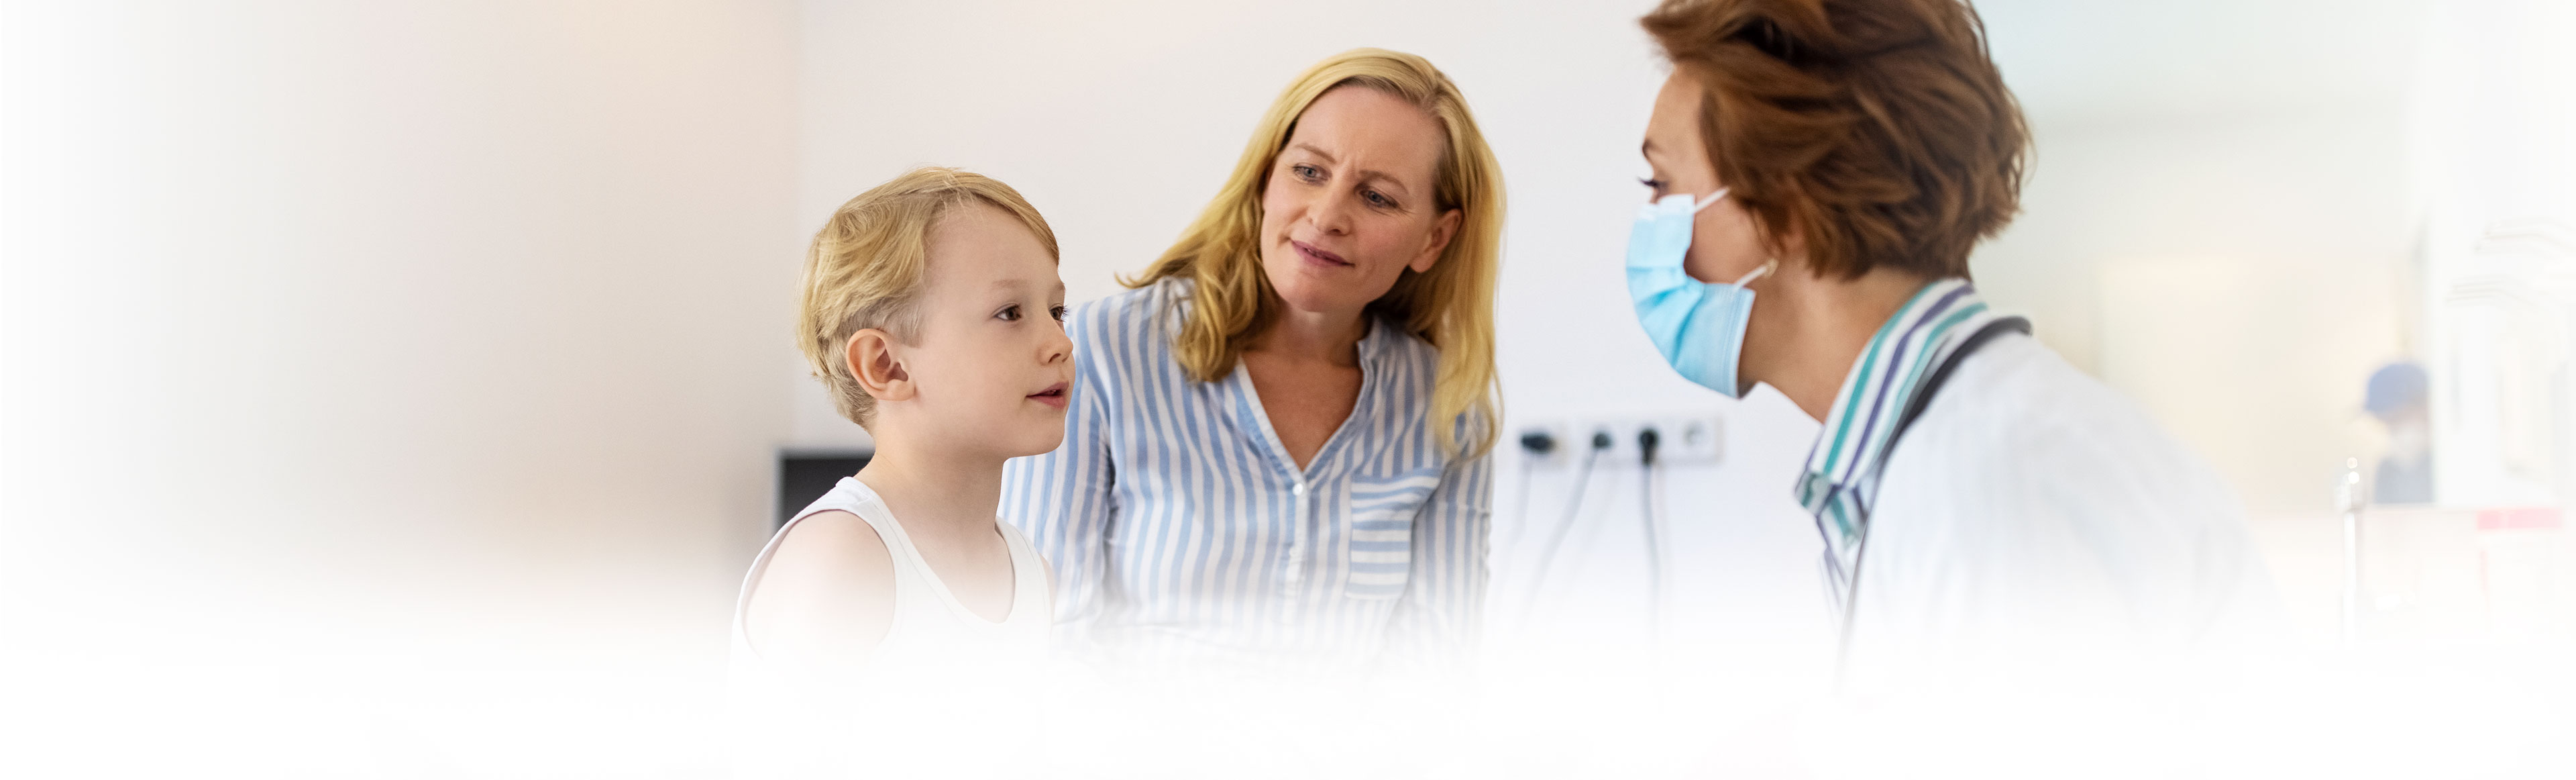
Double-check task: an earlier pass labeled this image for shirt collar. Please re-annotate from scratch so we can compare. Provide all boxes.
[1795,278,1998,553]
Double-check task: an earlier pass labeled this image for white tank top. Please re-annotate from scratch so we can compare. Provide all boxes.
[725,478,1053,778]
[730,477,1052,674]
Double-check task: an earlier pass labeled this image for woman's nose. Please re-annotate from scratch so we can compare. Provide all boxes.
[1307,187,1354,236]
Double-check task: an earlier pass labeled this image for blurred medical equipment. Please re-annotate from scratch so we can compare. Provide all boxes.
[2434,217,2576,507]
[2364,362,2435,504]
[2346,501,2573,647]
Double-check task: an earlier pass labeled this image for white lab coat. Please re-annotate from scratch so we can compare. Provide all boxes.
[1839,332,2282,689]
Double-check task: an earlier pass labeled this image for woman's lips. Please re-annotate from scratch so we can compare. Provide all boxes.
[1028,381,1069,409]
[1291,239,1351,269]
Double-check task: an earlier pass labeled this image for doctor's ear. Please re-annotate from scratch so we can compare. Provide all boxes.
[1409,207,1462,274]
[845,329,915,404]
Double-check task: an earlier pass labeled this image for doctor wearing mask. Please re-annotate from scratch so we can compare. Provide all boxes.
[1627,0,2276,686]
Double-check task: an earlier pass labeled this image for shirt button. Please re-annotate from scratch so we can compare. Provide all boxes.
[1291,482,1307,497]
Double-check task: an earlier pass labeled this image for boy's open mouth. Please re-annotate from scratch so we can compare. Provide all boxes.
[1028,382,1069,409]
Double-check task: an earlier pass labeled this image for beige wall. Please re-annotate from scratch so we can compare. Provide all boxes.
[2,1,801,774]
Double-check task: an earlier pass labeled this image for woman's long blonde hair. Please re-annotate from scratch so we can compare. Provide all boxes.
[1124,48,1504,458]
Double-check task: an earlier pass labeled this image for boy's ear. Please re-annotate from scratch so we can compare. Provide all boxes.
[846,329,914,403]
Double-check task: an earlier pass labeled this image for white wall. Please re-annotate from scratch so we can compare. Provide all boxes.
[2,1,800,775]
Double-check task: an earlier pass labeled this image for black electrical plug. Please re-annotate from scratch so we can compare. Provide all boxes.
[1638,426,1661,467]
[1519,430,1557,456]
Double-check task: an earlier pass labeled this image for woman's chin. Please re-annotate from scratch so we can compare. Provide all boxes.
[1263,267,1382,321]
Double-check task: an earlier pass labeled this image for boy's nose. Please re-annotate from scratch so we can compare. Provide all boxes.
[1042,323,1073,364]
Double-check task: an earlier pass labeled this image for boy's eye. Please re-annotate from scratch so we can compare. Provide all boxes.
[1049,305,1067,322]
[996,305,1022,322]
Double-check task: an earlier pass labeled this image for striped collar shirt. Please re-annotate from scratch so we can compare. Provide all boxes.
[1001,279,1492,675]
[1795,278,2001,608]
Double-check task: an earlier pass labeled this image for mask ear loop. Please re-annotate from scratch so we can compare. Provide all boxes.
[1688,187,1731,213]
[1688,186,1773,286]
[1732,258,1778,287]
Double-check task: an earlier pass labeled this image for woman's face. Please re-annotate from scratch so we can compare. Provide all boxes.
[1257,86,1462,321]
[1641,71,1774,284]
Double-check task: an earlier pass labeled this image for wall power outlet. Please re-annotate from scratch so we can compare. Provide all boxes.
[1515,412,1723,467]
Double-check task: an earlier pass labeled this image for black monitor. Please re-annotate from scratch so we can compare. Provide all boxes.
[775,448,871,528]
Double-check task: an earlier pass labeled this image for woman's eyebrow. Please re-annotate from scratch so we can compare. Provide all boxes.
[1290,141,1415,199]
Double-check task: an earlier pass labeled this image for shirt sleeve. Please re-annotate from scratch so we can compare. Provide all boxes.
[1000,337,1118,650]
[1385,434,1494,665]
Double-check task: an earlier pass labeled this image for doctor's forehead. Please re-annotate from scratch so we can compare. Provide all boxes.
[1642,77,1705,162]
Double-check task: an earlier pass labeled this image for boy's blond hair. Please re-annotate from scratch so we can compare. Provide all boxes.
[798,166,1059,429]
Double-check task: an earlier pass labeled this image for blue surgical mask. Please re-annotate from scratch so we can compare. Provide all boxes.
[1626,188,1775,398]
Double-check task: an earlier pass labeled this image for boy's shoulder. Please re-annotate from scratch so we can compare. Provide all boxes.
[744,509,896,662]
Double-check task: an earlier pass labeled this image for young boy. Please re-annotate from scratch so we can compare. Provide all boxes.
[729,167,1070,777]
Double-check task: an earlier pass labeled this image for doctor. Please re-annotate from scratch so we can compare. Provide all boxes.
[1627,0,2275,683]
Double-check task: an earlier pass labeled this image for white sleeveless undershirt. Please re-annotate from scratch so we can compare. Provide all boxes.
[731,477,1052,675]
[726,477,1053,779]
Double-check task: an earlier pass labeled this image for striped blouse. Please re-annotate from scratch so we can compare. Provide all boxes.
[1000,278,1493,674]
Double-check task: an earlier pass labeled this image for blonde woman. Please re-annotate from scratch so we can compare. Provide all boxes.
[1001,48,1503,675]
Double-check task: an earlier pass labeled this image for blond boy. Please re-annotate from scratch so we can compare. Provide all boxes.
[729,167,1068,777]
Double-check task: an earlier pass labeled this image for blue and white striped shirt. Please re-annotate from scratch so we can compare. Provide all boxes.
[1796,278,2002,609]
[1000,278,1493,673]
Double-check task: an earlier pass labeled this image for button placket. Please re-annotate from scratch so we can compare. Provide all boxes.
[1281,479,1309,622]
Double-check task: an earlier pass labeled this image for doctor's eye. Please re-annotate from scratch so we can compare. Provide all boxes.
[1639,177,1667,192]
[996,304,1023,322]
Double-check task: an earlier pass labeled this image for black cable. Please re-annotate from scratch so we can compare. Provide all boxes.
[1521,430,1612,622]
[1501,430,1556,552]
[1638,426,1664,642]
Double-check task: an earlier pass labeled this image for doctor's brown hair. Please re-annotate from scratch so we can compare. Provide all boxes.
[1642,0,2027,280]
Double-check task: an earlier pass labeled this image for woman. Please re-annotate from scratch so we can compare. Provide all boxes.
[1002,48,1503,674]
[1626,0,2274,684]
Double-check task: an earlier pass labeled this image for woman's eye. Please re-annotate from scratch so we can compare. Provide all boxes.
[996,305,1022,322]
[1640,177,1667,192]
[1293,164,1322,181]
[1364,189,1394,208]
